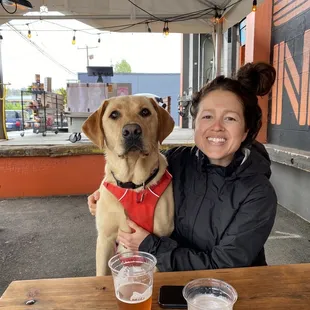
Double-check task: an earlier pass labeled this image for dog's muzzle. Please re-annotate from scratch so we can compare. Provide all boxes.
[122,123,144,153]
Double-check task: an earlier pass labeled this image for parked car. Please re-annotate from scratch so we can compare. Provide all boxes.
[5,110,30,131]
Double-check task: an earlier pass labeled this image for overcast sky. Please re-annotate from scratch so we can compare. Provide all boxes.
[1,17,182,90]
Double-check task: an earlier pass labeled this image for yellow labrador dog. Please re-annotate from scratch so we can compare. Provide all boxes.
[82,95,175,276]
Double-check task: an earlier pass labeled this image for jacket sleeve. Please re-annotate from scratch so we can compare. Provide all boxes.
[139,182,277,272]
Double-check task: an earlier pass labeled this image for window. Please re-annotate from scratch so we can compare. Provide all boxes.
[5,111,17,119]
[239,19,246,46]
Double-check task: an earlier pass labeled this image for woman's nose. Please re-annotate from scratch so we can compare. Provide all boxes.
[211,119,224,131]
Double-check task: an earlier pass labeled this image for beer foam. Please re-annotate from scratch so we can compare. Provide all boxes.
[188,294,232,310]
[117,297,147,305]
[130,290,149,302]
[117,283,152,305]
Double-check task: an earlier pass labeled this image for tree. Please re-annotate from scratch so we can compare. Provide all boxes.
[114,59,132,73]
[5,102,22,110]
[55,87,67,105]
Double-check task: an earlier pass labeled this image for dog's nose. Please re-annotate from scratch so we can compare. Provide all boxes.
[122,124,142,139]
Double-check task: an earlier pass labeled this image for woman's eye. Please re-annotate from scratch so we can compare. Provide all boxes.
[140,108,151,117]
[202,115,212,119]
[109,111,120,120]
[225,116,237,121]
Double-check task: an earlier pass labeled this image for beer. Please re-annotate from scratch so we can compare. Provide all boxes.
[116,282,152,310]
[109,251,157,310]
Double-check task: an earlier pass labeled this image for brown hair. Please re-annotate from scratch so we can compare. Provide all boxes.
[190,62,276,147]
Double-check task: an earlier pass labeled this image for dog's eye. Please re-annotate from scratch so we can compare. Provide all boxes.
[109,111,120,120]
[140,108,151,117]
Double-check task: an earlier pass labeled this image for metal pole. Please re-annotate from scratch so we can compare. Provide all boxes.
[215,22,223,76]
[201,35,209,88]
[0,34,6,140]
[21,90,24,135]
[77,45,97,68]
[86,45,89,67]
[231,26,238,77]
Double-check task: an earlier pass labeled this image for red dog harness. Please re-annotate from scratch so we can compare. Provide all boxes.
[103,170,172,233]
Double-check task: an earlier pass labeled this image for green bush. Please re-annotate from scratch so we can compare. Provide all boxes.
[5,102,22,110]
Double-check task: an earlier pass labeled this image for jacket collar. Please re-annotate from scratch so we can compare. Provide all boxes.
[196,147,248,177]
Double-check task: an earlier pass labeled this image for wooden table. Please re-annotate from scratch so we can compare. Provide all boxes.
[1,264,310,309]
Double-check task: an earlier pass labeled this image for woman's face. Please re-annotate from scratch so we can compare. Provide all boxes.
[194,90,248,167]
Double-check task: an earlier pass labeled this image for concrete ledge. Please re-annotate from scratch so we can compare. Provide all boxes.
[0,142,194,198]
[0,144,101,158]
[270,162,310,223]
[265,144,310,173]
[0,141,307,199]
[266,144,310,222]
[0,143,193,158]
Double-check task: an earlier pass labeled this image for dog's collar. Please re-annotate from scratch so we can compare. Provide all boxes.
[111,167,160,189]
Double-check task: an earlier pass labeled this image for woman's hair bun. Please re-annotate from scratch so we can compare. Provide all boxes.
[236,62,276,96]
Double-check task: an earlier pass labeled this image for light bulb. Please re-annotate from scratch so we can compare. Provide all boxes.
[28,30,31,39]
[214,11,221,23]
[72,36,76,45]
[163,22,169,36]
[252,0,257,12]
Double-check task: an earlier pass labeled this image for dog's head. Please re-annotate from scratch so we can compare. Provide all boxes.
[82,95,174,156]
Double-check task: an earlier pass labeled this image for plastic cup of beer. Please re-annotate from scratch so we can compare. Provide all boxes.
[108,251,157,310]
[182,278,238,310]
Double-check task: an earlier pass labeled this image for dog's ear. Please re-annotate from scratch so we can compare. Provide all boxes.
[149,98,175,144]
[82,99,109,149]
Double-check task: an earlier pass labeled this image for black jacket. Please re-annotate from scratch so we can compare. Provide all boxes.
[139,142,277,272]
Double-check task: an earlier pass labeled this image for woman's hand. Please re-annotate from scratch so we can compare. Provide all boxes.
[117,219,150,251]
[87,190,100,216]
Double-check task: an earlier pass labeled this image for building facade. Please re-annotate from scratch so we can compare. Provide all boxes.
[182,0,310,221]
[77,72,181,125]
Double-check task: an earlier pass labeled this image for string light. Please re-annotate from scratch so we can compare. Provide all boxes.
[72,30,76,45]
[163,21,169,36]
[27,24,31,39]
[252,0,257,12]
[214,11,221,24]
[0,1,245,37]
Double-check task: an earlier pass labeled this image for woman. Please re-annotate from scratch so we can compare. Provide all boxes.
[88,62,277,272]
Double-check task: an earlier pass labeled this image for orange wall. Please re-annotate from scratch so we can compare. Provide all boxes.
[245,0,273,143]
[0,155,105,198]
[269,0,310,150]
